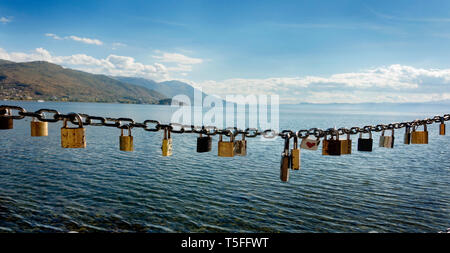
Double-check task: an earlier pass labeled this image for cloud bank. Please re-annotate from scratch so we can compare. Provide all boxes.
[189,65,450,103]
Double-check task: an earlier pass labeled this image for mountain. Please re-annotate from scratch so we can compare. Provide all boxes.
[114,76,208,102]
[0,60,167,104]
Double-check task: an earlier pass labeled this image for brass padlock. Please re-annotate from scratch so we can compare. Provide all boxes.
[61,114,86,148]
[162,127,173,156]
[119,126,133,152]
[0,108,13,130]
[322,130,341,156]
[404,126,411,145]
[291,136,300,170]
[218,133,235,157]
[31,117,48,137]
[411,124,428,144]
[439,118,445,135]
[280,136,290,182]
[234,133,247,156]
[340,133,352,155]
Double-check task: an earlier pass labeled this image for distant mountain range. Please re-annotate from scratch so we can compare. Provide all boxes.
[0,59,205,104]
[114,76,208,102]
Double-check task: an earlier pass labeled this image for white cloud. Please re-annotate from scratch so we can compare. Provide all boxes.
[153,52,203,65]
[68,35,103,45]
[189,65,450,103]
[152,51,203,76]
[45,33,103,45]
[45,33,63,40]
[0,47,169,81]
[0,17,11,24]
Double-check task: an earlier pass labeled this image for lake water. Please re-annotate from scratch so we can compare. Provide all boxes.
[0,101,449,232]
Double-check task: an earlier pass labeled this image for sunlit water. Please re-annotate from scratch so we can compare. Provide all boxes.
[0,101,449,232]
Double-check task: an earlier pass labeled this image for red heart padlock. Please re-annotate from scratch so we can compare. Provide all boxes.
[300,137,320,151]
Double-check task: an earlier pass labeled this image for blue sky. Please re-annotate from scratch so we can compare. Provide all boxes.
[1,0,450,103]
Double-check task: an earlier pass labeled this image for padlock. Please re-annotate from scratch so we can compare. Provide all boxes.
[379,130,386,147]
[382,129,394,148]
[439,118,445,135]
[322,130,341,156]
[411,124,428,144]
[0,108,13,130]
[162,127,173,156]
[291,136,300,170]
[218,133,235,157]
[197,133,212,153]
[234,133,247,156]
[61,113,86,148]
[357,131,373,152]
[340,133,352,155]
[300,136,320,150]
[30,117,48,137]
[404,126,411,145]
[119,126,133,152]
[280,136,290,182]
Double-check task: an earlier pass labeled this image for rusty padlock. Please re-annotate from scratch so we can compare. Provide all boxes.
[404,125,411,145]
[291,136,300,170]
[0,108,13,130]
[61,113,86,148]
[322,130,341,156]
[439,118,445,135]
[234,133,247,156]
[280,135,290,182]
[340,132,352,155]
[411,124,428,144]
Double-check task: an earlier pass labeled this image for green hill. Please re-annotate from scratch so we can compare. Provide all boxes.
[0,60,167,104]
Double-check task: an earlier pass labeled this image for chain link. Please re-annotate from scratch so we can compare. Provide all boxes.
[0,105,448,139]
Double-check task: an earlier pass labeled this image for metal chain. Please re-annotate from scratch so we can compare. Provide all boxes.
[1,105,449,139]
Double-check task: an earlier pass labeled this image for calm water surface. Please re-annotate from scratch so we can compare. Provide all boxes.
[0,101,449,232]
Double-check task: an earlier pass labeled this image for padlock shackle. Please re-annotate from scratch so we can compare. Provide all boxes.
[413,123,427,132]
[63,113,83,128]
[332,129,339,141]
[120,126,132,136]
[163,127,171,139]
[283,136,290,153]
[292,136,298,149]
[405,125,410,133]
[359,130,372,139]
[0,108,12,117]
